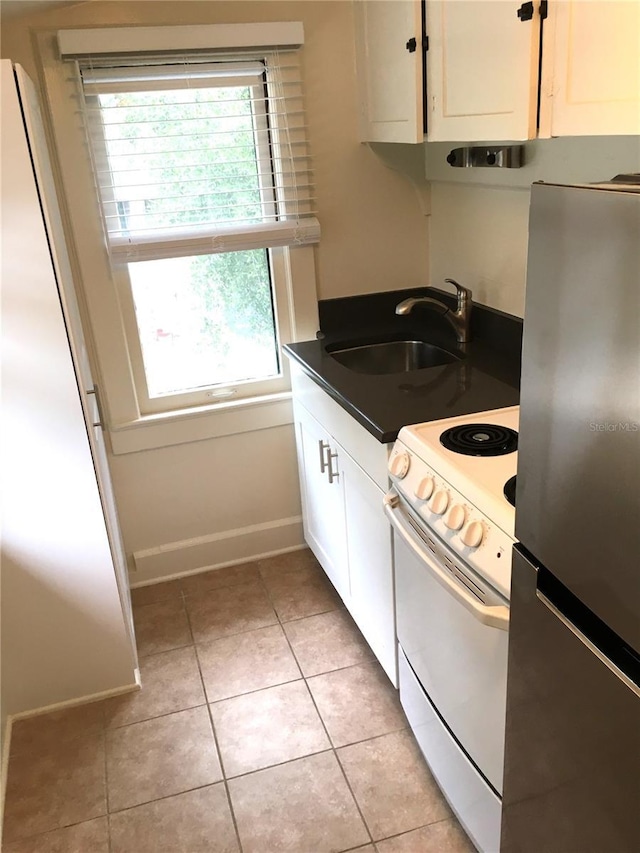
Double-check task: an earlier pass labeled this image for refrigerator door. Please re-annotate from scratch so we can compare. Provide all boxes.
[516,182,640,652]
[14,64,138,655]
[501,547,640,853]
[1,60,137,711]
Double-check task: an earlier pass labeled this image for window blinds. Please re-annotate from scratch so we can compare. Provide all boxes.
[73,48,318,262]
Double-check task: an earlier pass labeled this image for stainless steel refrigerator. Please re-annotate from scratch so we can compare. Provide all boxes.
[501,180,640,852]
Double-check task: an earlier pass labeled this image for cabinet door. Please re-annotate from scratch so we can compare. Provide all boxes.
[426,0,540,141]
[341,453,397,686]
[354,0,425,143]
[293,402,349,600]
[539,0,640,137]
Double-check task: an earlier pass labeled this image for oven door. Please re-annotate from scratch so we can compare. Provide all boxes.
[384,490,509,794]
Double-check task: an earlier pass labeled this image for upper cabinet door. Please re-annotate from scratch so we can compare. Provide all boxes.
[354,0,425,143]
[539,0,640,137]
[426,0,541,142]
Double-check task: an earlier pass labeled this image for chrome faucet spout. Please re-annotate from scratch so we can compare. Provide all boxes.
[395,297,449,316]
[395,279,472,343]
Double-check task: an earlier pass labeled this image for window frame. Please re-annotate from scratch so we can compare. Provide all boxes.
[35,25,319,451]
[113,247,293,415]
[87,64,292,413]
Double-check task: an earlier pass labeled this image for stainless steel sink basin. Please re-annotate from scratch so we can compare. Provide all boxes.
[328,340,461,375]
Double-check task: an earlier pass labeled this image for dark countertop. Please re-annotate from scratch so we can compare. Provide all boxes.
[284,287,523,444]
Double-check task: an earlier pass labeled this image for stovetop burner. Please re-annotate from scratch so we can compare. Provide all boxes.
[440,423,518,457]
[504,475,517,507]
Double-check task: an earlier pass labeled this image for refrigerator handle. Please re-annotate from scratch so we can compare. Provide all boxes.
[87,385,104,429]
[537,591,640,697]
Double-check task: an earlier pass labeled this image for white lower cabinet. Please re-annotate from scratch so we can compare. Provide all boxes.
[291,366,397,685]
[341,452,396,682]
[294,402,349,602]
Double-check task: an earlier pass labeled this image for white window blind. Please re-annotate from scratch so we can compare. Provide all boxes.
[73,49,319,262]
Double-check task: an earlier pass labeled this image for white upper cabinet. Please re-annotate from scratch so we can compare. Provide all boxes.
[354,0,640,143]
[427,0,541,141]
[539,0,640,137]
[354,0,425,142]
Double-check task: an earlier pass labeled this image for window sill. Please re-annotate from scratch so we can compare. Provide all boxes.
[109,391,294,454]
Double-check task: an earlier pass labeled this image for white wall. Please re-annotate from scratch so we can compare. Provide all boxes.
[0,1,430,584]
[425,136,640,317]
[430,184,530,317]
[0,0,430,301]
[109,424,304,584]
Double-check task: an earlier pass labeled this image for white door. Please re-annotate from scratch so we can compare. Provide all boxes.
[426,0,541,141]
[354,0,425,143]
[539,0,640,137]
[342,453,396,685]
[293,403,349,599]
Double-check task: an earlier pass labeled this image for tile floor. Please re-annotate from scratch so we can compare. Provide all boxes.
[3,549,475,853]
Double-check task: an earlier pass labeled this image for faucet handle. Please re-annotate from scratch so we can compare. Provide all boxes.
[444,278,472,305]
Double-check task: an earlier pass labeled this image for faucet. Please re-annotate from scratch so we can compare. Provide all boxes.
[395,278,472,344]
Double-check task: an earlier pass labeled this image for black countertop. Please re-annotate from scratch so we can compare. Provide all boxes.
[284,287,523,444]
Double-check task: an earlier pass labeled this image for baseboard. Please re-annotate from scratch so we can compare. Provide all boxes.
[130,515,304,585]
[8,674,141,724]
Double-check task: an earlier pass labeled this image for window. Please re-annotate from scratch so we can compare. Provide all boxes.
[71,36,318,415]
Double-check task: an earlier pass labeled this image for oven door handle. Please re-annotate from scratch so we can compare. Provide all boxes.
[384,491,510,631]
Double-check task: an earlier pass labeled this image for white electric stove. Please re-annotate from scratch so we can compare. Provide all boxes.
[388,405,519,598]
[384,406,519,853]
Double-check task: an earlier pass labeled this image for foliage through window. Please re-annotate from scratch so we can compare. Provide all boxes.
[80,54,317,411]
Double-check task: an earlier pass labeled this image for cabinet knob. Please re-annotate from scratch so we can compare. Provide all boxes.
[405,37,417,53]
[517,1,534,21]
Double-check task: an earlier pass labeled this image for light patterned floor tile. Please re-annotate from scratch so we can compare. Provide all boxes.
[181,562,261,597]
[308,661,406,747]
[210,680,329,777]
[375,820,475,853]
[2,817,109,853]
[9,703,104,758]
[109,784,239,853]
[103,646,205,728]
[338,730,451,841]
[186,580,277,644]
[106,707,222,811]
[3,733,106,843]
[133,597,192,657]
[228,751,370,852]
[283,609,374,677]
[261,564,341,622]
[198,624,300,702]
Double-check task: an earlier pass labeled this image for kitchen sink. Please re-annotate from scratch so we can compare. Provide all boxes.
[327,340,462,375]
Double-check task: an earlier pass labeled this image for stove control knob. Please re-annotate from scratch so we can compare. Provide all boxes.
[428,489,449,515]
[461,520,484,548]
[415,476,435,501]
[389,452,410,479]
[445,504,466,531]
